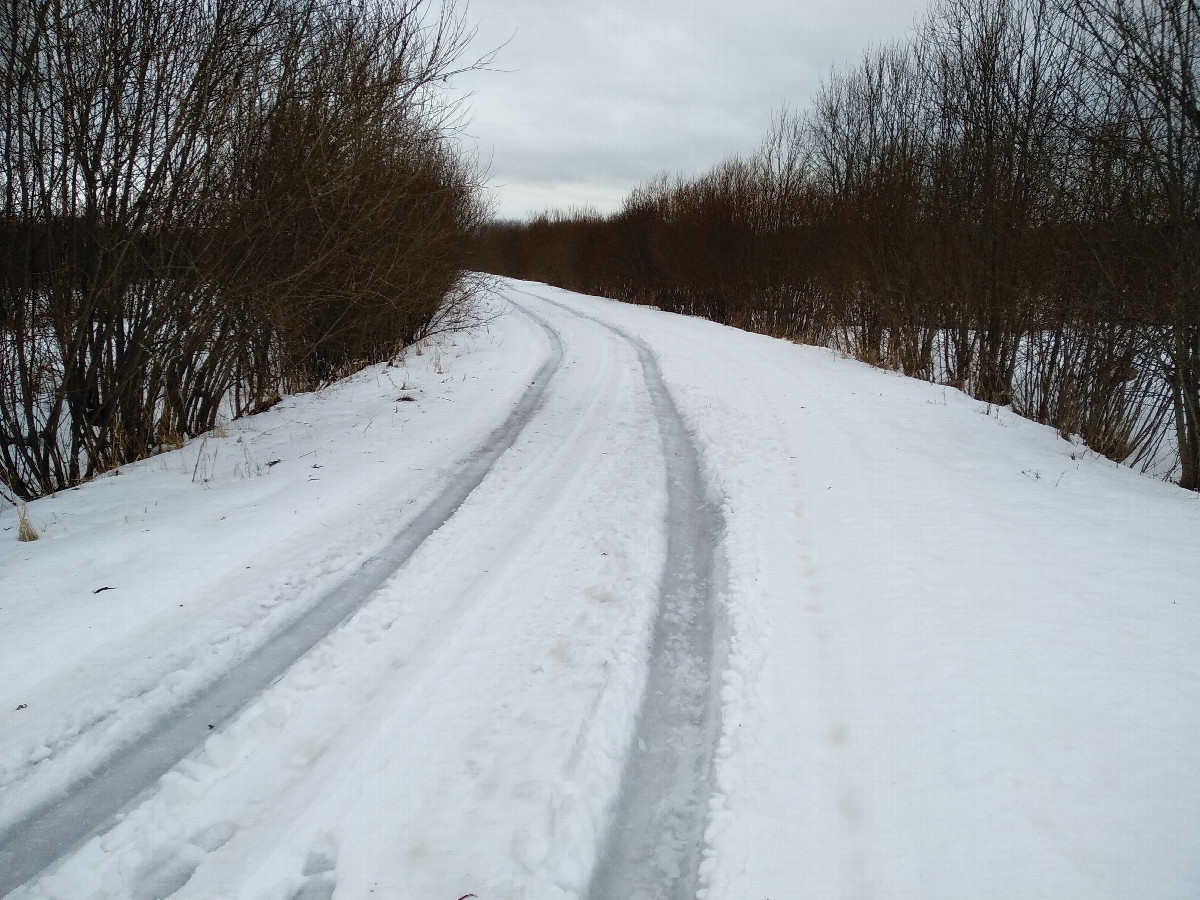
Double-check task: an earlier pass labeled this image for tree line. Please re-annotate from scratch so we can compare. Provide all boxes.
[1,0,487,501]
[473,0,1200,490]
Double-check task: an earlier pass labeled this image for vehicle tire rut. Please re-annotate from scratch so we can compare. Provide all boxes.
[515,290,727,900]
[0,310,565,897]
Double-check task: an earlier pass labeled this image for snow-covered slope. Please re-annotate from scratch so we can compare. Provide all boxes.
[2,279,1198,900]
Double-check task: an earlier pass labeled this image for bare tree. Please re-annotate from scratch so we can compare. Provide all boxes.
[0,0,486,500]
[468,0,1197,489]
[1064,0,1200,487]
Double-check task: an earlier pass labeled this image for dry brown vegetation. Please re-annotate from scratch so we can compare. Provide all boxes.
[1,0,488,500]
[472,0,1200,490]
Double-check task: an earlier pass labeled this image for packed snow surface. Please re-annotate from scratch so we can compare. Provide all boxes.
[1,279,1198,900]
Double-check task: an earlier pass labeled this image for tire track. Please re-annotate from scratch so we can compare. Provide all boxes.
[514,289,727,900]
[0,309,565,897]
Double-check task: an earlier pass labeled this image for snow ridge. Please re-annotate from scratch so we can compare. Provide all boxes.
[0,311,565,896]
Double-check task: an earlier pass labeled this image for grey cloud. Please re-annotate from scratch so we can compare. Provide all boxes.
[450,0,930,219]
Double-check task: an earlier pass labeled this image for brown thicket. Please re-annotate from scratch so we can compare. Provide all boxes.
[0,0,486,501]
[472,0,1200,489]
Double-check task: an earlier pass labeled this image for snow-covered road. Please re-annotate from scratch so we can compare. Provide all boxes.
[2,279,1199,900]
[0,301,569,893]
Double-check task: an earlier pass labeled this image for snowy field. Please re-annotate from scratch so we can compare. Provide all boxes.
[1,278,1198,899]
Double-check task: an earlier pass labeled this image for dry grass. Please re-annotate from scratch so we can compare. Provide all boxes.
[17,504,38,542]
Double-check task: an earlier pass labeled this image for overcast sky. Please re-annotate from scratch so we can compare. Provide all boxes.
[447,0,932,221]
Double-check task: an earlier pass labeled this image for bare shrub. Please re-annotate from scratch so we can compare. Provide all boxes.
[0,0,487,499]
[471,0,1199,488]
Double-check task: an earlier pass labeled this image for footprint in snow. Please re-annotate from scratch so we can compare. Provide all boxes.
[289,838,339,900]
